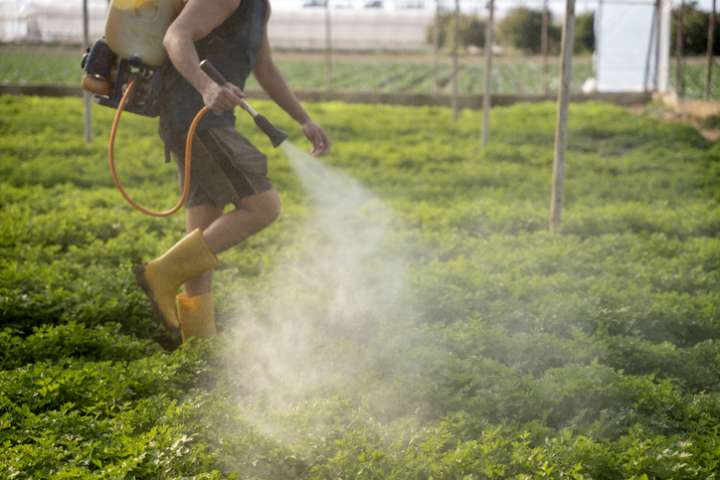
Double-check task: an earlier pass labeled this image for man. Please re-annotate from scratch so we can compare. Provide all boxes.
[133,0,331,343]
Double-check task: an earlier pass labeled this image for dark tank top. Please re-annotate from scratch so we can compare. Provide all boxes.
[158,0,267,139]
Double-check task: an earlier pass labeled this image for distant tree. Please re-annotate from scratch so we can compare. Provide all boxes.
[426,12,486,49]
[574,11,595,53]
[672,1,720,55]
[459,16,486,49]
[497,7,560,54]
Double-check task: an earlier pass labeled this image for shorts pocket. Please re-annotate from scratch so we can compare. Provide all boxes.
[208,128,268,178]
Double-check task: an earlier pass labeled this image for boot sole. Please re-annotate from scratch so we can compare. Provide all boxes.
[132,263,180,334]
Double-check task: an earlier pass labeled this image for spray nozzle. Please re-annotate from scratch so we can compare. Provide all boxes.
[200,59,287,148]
[254,115,288,147]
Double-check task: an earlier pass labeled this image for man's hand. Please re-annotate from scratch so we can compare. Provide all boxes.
[202,82,245,114]
[302,120,331,156]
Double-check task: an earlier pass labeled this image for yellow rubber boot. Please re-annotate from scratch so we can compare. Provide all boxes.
[177,292,216,342]
[133,228,218,331]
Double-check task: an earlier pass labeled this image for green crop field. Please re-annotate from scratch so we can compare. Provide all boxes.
[1,94,720,478]
[3,46,720,99]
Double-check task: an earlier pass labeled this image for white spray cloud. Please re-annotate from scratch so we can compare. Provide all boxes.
[225,141,414,411]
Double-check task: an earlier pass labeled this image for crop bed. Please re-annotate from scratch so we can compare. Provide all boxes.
[3,46,720,99]
[1,95,719,478]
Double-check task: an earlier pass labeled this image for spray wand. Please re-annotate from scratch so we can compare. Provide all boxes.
[200,60,288,148]
[107,60,287,217]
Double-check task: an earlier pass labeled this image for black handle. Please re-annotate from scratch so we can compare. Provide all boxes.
[200,59,287,148]
[200,60,226,86]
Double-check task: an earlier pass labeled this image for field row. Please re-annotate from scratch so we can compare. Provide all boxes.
[2,48,720,99]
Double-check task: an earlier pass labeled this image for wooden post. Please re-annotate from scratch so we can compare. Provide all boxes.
[658,0,672,92]
[596,0,603,88]
[675,0,685,97]
[433,0,439,92]
[654,0,661,90]
[481,0,494,145]
[451,0,460,120]
[706,0,716,99]
[541,0,550,95]
[644,0,658,91]
[549,0,575,233]
[82,0,92,144]
[324,0,332,94]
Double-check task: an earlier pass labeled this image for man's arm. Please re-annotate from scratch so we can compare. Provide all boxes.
[253,33,331,155]
[163,0,245,112]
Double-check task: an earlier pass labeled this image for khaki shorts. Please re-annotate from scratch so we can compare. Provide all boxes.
[165,126,273,208]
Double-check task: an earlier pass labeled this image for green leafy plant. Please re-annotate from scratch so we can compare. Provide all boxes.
[0,96,718,478]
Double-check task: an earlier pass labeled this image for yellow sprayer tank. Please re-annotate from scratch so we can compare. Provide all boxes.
[105,0,184,67]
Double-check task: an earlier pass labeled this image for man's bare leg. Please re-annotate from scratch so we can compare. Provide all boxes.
[183,189,281,295]
[202,189,281,254]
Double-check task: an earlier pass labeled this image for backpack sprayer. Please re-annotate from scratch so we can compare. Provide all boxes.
[81,0,287,217]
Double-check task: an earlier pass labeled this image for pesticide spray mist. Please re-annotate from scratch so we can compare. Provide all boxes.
[224,141,420,429]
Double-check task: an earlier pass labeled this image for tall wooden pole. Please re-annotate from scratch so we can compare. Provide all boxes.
[644,0,658,90]
[596,0,604,88]
[541,0,550,95]
[654,0,661,89]
[481,0,495,145]
[705,0,716,99]
[549,0,575,233]
[433,0,440,93]
[82,0,92,144]
[324,0,332,94]
[658,0,672,92]
[675,0,685,97]
[451,0,460,120]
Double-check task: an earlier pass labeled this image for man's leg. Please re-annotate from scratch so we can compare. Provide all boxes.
[138,190,279,336]
[201,189,281,255]
[178,190,279,339]
[183,189,280,296]
[184,202,224,297]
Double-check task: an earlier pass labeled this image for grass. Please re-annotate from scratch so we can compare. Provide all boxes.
[8,45,717,97]
[0,94,719,478]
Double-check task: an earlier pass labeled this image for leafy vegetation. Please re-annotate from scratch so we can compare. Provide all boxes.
[425,12,487,49]
[1,95,719,478]
[672,1,720,55]
[494,9,594,55]
[5,44,720,98]
[4,45,720,98]
[0,46,604,96]
[496,7,559,54]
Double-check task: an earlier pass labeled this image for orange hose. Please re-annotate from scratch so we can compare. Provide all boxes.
[108,78,209,217]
